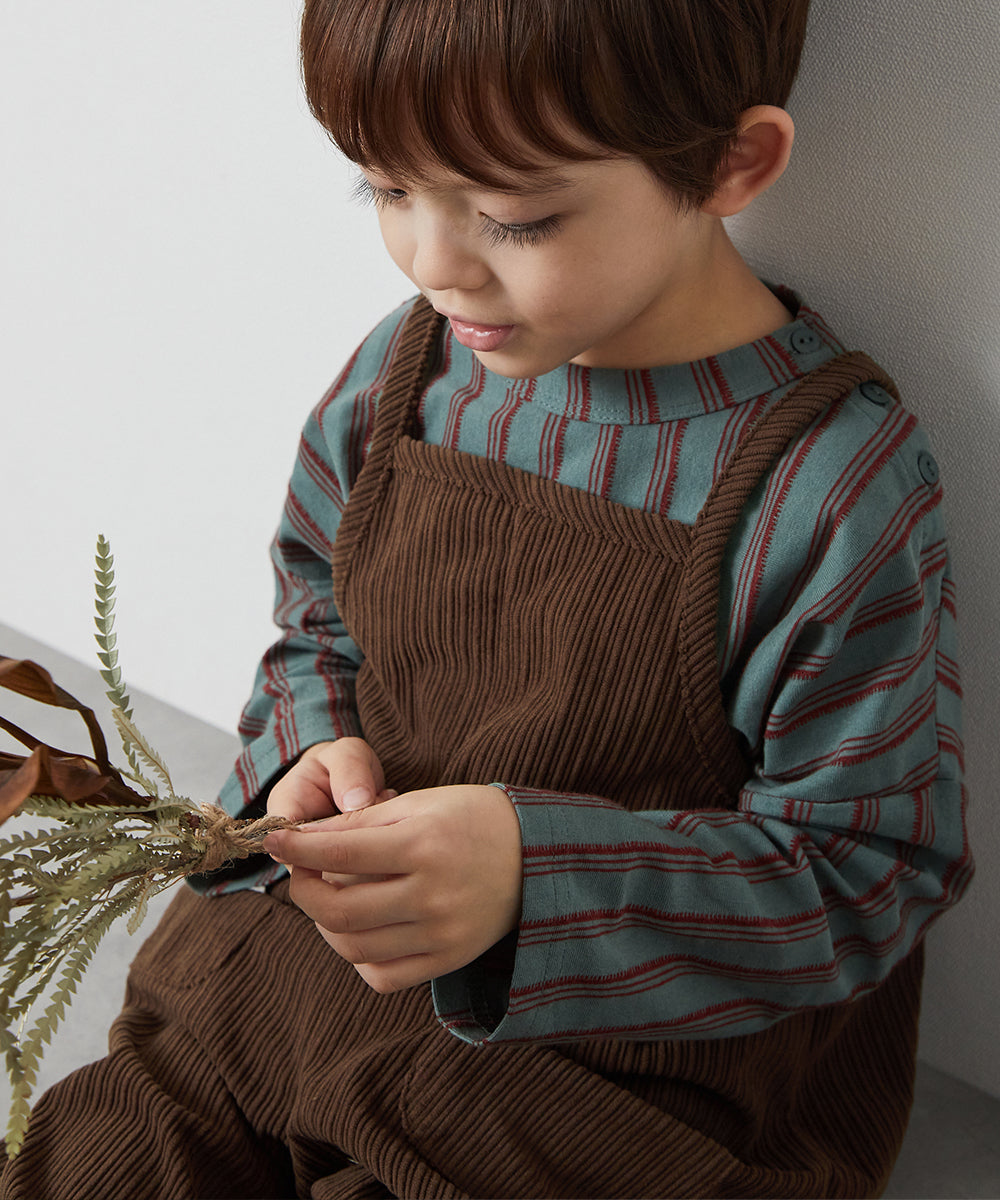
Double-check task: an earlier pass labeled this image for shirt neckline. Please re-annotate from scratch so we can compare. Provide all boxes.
[435,298,845,426]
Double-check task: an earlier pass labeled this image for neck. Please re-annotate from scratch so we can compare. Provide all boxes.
[574,220,793,370]
[681,222,793,361]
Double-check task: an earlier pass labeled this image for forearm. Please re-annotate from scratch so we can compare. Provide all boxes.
[434,776,971,1044]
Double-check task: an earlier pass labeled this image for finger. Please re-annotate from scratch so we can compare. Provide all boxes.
[294,792,411,834]
[315,923,431,966]
[354,956,440,994]
[327,738,387,812]
[264,822,407,877]
[267,739,387,823]
[291,873,412,940]
[267,745,340,823]
[321,870,389,888]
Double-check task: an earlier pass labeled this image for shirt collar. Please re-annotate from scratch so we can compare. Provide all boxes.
[441,294,846,426]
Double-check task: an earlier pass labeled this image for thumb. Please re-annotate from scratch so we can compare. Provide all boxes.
[322,737,389,812]
[329,740,384,811]
[266,738,388,821]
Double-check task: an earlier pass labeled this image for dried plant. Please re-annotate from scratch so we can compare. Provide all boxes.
[0,537,292,1158]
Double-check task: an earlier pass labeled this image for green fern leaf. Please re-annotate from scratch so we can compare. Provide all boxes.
[110,709,174,795]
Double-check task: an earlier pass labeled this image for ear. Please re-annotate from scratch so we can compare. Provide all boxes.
[702,105,795,218]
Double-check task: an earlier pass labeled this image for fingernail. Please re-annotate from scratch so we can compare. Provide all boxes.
[262,835,286,863]
[342,787,372,811]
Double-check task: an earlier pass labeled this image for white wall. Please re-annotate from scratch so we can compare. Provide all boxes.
[0,0,410,732]
[2,2,998,1097]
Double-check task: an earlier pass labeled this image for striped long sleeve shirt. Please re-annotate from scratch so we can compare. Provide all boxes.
[210,292,972,1045]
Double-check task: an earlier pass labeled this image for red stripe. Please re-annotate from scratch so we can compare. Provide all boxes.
[443,352,486,449]
[283,489,333,560]
[729,407,831,653]
[564,364,591,420]
[765,683,937,778]
[538,412,568,479]
[519,903,830,944]
[712,395,765,483]
[754,333,800,384]
[782,408,918,617]
[642,419,686,516]
[631,369,661,423]
[768,610,939,737]
[691,356,733,412]
[486,379,530,461]
[588,424,622,499]
[298,435,346,512]
[764,487,941,707]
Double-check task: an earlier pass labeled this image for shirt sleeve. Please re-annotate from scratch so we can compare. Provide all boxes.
[432,393,973,1044]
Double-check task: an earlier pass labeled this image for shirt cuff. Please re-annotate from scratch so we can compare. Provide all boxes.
[431,782,572,1044]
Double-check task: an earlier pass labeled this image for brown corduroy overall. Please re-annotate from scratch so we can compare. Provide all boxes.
[2,299,921,1200]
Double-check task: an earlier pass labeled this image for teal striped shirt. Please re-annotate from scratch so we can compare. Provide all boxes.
[210,292,971,1045]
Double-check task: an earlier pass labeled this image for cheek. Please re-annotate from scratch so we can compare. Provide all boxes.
[376,214,415,279]
[525,254,611,324]
[509,253,582,314]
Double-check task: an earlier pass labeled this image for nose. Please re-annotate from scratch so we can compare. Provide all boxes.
[409,212,490,295]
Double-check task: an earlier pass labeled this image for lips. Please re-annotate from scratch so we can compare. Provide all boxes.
[444,315,516,353]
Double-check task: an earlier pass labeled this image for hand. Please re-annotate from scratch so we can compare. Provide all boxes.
[267,738,395,824]
[263,785,523,992]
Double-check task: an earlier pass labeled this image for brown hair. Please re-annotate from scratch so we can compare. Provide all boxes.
[301,0,810,205]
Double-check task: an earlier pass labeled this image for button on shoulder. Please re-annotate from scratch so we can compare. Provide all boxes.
[917,450,940,486]
[859,381,892,407]
[790,327,822,355]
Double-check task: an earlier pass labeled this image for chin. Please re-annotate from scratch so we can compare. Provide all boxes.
[473,344,580,380]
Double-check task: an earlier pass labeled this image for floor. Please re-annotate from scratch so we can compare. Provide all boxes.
[2,623,999,1198]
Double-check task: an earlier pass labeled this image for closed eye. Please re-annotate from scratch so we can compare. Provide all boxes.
[479,213,563,249]
[351,176,406,208]
[351,173,564,249]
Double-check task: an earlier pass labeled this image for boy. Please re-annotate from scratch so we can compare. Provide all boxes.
[2,1,970,1197]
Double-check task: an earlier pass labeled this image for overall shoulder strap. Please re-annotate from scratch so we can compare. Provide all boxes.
[332,296,444,593]
[677,350,901,801]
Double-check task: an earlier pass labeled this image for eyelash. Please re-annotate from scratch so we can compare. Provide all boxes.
[351,176,563,249]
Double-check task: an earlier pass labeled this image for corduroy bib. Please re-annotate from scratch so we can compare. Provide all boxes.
[327,297,924,1198]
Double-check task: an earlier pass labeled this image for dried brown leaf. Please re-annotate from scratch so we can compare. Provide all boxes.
[0,658,150,825]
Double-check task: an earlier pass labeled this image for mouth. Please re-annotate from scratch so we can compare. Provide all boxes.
[441,313,516,353]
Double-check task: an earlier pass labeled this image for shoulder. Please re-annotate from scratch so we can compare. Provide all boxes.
[723,358,948,646]
[306,295,420,441]
[719,357,952,706]
[765,358,945,549]
[756,296,940,510]
[314,295,422,428]
[278,297,423,507]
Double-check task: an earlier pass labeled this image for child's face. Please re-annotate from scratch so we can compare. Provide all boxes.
[358,154,722,376]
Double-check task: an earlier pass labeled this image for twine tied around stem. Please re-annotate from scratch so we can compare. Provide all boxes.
[188,804,297,874]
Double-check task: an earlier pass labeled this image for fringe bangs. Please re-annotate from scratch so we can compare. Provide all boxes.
[302,0,599,188]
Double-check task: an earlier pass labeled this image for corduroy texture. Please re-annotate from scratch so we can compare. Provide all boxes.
[2,299,922,1200]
